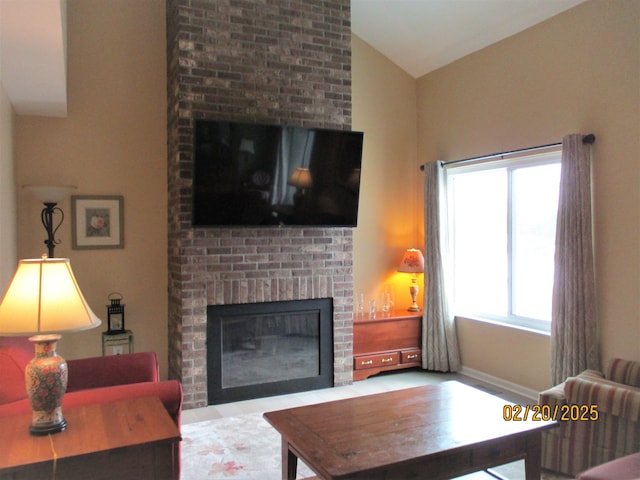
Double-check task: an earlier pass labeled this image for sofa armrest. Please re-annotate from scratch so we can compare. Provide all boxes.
[606,358,640,388]
[539,381,569,408]
[565,373,640,421]
[64,380,183,427]
[66,352,160,392]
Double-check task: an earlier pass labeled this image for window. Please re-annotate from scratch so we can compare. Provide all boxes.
[445,150,561,332]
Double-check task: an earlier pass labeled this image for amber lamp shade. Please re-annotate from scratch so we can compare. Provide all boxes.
[0,257,102,435]
[288,167,313,188]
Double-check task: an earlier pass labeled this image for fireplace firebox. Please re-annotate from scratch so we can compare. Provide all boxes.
[207,298,334,404]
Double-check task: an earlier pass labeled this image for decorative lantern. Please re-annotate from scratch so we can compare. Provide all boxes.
[106,292,125,334]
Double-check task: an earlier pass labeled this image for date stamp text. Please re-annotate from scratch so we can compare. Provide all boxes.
[503,404,599,422]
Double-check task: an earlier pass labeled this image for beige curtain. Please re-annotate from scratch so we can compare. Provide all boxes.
[422,161,460,372]
[551,134,599,385]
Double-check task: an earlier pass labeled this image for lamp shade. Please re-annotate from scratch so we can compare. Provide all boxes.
[288,167,313,188]
[0,257,102,335]
[239,138,255,154]
[347,168,361,190]
[23,185,76,203]
[397,248,425,274]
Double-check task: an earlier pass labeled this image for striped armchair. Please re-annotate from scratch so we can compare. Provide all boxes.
[539,358,640,476]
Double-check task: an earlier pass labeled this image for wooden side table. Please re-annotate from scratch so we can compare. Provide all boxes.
[0,396,180,480]
[353,311,422,380]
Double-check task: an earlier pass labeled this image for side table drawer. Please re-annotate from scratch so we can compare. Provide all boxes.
[354,352,400,370]
[401,349,421,364]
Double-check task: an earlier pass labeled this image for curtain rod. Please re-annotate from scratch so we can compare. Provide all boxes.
[419,133,595,171]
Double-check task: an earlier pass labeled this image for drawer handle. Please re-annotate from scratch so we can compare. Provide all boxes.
[407,354,418,360]
[381,357,394,363]
[361,359,373,366]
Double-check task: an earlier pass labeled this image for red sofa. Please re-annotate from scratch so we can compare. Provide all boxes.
[576,452,640,479]
[0,336,183,475]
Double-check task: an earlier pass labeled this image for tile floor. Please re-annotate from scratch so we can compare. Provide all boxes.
[182,369,533,424]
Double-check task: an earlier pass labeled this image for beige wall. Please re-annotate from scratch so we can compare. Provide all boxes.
[15,0,168,376]
[0,81,16,293]
[9,0,638,391]
[351,35,421,311]
[416,0,640,390]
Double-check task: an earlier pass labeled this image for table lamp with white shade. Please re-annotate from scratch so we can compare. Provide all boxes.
[0,256,102,435]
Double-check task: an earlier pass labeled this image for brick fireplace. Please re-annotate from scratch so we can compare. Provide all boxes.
[166,0,354,409]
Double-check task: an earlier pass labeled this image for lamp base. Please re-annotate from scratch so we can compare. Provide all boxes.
[29,418,67,436]
[407,280,421,312]
[26,334,68,436]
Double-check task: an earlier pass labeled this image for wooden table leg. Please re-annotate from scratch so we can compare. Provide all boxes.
[281,437,298,480]
[524,432,542,480]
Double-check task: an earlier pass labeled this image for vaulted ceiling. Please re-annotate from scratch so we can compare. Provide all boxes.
[0,0,586,117]
[351,0,586,78]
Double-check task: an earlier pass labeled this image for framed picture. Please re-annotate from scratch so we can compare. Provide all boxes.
[71,195,124,249]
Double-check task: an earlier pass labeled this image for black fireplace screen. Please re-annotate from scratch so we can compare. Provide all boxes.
[207,298,334,404]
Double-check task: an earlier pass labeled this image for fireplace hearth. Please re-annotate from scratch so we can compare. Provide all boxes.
[207,298,334,404]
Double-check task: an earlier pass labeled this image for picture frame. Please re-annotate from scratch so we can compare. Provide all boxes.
[71,195,124,250]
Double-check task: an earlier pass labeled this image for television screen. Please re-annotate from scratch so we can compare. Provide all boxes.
[192,120,364,227]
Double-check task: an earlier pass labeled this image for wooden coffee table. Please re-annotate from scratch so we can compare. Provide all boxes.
[0,396,181,480]
[264,381,556,480]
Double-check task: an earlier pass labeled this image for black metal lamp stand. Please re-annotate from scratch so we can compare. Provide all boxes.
[41,202,65,258]
[23,185,77,258]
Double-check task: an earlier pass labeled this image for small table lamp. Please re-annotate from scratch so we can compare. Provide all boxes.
[288,167,313,189]
[397,248,425,312]
[288,167,313,208]
[0,256,102,435]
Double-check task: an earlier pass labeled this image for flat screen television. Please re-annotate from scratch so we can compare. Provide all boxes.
[192,119,364,227]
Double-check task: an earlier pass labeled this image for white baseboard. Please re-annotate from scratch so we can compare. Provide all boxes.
[459,366,539,402]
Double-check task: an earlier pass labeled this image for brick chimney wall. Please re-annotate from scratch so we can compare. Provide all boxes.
[166,0,354,409]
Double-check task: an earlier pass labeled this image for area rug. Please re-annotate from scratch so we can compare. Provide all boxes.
[181,412,571,480]
[181,412,315,479]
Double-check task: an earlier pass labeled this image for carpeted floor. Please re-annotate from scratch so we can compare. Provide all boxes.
[181,411,572,480]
